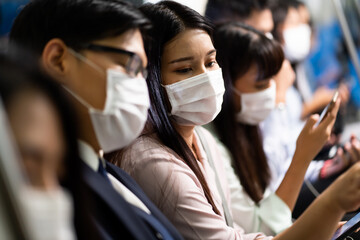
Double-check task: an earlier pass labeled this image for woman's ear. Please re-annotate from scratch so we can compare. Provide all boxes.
[41,39,73,84]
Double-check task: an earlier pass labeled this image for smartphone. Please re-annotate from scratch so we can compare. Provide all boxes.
[332,212,360,240]
[314,91,339,127]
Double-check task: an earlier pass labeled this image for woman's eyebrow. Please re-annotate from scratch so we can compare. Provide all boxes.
[168,49,217,64]
[207,49,216,56]
[168,56,194,64]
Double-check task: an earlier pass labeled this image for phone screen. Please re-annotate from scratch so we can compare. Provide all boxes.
[332,212,360,240]
[315,91,339,127]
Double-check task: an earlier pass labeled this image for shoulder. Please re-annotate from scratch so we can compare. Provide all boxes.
[119,134,195,182]
[118,135,206,210]
[121,134,180,166]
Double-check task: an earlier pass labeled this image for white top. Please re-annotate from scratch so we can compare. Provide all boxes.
[205,125,293,235]
[260,103,324,191]
[78,140,150,214]
[296,63,314,103]
[120,128,272,240]
[217,139,292,235]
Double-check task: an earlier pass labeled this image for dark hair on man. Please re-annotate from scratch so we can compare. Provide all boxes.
[9,0,150,55]
[109,0,221,215]
[0,48,98,239]
[205,0,271,24]
[213,22,284,203]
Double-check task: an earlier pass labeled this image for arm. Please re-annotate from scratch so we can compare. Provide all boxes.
[317,135,360,180]
[275,162,360,240]
[276,99,340,210]
[275,190,343,240]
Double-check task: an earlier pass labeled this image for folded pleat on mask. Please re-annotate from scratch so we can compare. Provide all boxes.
[162,68,225,126]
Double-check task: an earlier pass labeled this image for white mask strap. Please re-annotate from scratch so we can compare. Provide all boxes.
[232,86,243,97]
[62,86,94,110]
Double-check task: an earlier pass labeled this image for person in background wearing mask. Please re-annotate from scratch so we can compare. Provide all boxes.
[270,0,357,218]
[272,0,349,122]
[109,2,360,240]
[209,22,292,235]
[0,50,98,239]
[9,0,183,239]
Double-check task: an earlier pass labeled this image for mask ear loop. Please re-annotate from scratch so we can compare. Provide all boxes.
[231,86,243,97]
[62,86,93,110]
[65,48,106,112]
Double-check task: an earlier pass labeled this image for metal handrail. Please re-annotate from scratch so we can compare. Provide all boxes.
[333,0,360,82]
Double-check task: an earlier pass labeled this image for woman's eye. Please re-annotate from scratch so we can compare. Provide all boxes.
[255,82,271,90]
[207,61,217,68]
[175,68,192,73]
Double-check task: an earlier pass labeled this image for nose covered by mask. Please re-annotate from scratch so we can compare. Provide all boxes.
[235,80,276,125]
[163,68,225,126]
[20,187,76,240]
[283,24,312,62]
[67,50,150,153]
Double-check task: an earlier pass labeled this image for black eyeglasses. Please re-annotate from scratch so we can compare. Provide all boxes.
[81,44,147,78]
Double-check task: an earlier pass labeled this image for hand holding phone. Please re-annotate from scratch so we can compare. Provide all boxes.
[315,91,339,128]
[332,212,360,240]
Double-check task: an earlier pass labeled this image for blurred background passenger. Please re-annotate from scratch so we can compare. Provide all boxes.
[270,0,360,218]
[271,0,349,121]
[0,50,97,239]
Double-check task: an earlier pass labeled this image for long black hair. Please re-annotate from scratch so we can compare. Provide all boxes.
[0,49,98,239]
[129,1,220,215]
[213,22,284,203]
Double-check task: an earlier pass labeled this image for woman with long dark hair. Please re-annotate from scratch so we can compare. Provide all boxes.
[109,1,360,239]
[211,22,292,235]
[212,22,360,234]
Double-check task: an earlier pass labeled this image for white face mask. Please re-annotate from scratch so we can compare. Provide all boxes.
[235,80,276,125]
[20,187,76,240]
[283,24,311,62]
[67,50,150,153]
[163,68,225,126]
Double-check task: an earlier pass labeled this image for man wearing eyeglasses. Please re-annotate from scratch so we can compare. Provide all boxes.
[9,0,183,239]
